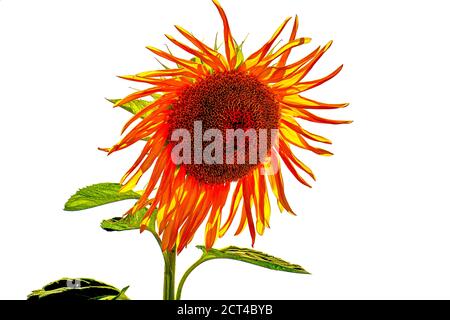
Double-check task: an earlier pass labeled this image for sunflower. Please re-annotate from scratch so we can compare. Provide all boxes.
[106,0,349,254]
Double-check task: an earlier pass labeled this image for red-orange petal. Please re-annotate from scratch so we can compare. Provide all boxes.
[212,0,237,69]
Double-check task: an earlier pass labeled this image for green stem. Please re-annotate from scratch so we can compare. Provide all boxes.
[175,256,214,300]
[163,248,176,300]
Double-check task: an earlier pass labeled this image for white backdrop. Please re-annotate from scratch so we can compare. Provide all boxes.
[1,0,449,300]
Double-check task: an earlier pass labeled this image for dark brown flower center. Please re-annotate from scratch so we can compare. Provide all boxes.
[169,71,280,184]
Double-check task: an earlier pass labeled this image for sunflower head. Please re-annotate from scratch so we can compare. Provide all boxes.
[106,0,350,254]
[169,70,280,184]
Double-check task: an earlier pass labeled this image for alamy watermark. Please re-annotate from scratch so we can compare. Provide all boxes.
[170,121,279,174]
[66,279,81,289]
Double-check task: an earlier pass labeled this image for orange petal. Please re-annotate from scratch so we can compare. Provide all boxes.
[146,45,208,76]
[113,87,165,107]
[279,137,316,180]
[258,171,271,229]
[283,119,332,144]
[118,74,185,87]
[120,134,162,184]
[280,115,331,145]
[295,64,343,93]
[178,187,213,249]
[283,106,352,125]
[266,155,295,215]
[115,111,169,149]
[178,189,206,247]
[277,148,312,188]
[165,34,222,72]
[272,160,296,215]
[212,0,237,69]
[135,148,172,212]
[139,162,173,229]
[136,68,195,78]
[248,37,311,75]
[219,180,243,237]
[277,15,299,67]
[272,41,333,92]
[253,169,268,235]
[174,25,228,71]
[242,176,256,246]
[234,204,248,236]
[281,94,350,110]
[258,38,311,66]
[205,182,230,248]
[272,41,332,94]
[261,46,320,83]
[280,120,333,156]
[121,93,175,134]
[241,17,292,70]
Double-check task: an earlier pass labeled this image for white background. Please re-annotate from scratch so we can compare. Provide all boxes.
[1,0,449,300]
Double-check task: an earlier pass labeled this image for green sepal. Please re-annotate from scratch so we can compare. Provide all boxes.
[107,98,157,117]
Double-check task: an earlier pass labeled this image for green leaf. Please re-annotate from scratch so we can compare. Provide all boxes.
[107,98,155,116]
[101,208,161,249]
[98,286,130,300]
[64,182,140,211]
[197,246,309,274]
[27,278,130,301]
[176,246,309,299]
[101,208,157,233]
